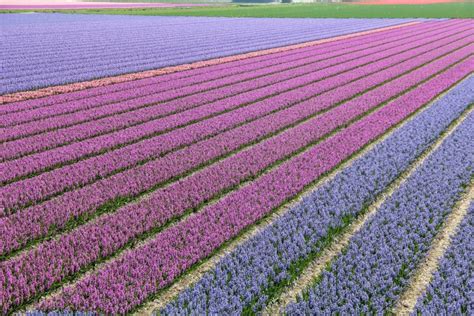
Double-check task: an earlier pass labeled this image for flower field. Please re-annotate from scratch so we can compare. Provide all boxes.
[0,14,473,315]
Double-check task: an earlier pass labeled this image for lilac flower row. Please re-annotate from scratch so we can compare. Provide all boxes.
[2,44,470,267]
[4,24,373,81]
[5,20,390,80]
[2,37,471,217]
[5,29,468,163]
[413,202,474,315]
[2,53,467,314]
[31,57,473,314]
[0,20,448,116]
[160,73,474,316]
[285,97,474,314]
[3,19,448,129]
[1,14,416,94]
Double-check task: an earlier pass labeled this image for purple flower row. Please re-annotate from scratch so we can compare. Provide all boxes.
[160,71,474,316]
[4,28,468,162]
[0,20,447,117]
[31,56,473,315]
[2,51,467,313]
[5,21,382,80]
[1,15,416,94]
[2,20,446,129]
[3,27,466,189]
[413,202,474,315]
[2,43,470,264]
[2,35,471,215]
[4,26,365,81]
[286,94,474,315]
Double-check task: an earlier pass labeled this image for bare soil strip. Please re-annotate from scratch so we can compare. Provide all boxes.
[392,183,474,315]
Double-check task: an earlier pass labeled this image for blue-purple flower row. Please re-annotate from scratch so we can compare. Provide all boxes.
[413,202,473,315]
[286,97,473,314]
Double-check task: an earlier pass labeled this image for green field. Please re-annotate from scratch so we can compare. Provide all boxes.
[2,3,473,18]
[86,0,231,3]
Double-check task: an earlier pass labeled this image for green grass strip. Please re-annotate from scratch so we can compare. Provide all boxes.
[2,3,473,19]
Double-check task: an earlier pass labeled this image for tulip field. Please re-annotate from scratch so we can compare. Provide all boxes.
[0,13,473,315]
